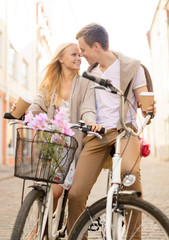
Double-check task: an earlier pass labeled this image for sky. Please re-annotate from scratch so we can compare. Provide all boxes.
[49,0,159,72]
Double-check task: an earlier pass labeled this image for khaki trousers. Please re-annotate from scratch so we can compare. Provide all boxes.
[68,128,142,238]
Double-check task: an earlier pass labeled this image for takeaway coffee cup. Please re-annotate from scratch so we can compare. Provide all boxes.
[140,92,154,111]
[11,93,33,119]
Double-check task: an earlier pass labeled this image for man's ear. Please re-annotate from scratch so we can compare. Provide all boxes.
[93,42,101,51]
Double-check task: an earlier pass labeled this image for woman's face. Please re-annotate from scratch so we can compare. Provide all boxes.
[60,44,81,70]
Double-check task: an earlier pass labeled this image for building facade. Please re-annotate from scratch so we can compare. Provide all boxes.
[0,0,52,166]
[147,0,169,160]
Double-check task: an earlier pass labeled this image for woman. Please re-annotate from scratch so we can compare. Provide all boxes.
[28,42,101,210]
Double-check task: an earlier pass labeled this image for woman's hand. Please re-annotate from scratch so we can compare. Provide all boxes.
[10,101,17,113]
[88,122,103,132]
[10,101,28,116]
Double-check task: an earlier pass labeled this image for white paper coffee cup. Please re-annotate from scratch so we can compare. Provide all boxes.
[11,93,33,119]
[140,92,154,111]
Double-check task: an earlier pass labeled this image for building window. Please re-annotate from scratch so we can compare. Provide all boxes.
[168,14,169,55]
[0,32,3,68]
[8,44,17,79]
[7,120,16,156]
[7,103,17,156]
[7,103,31,158]
[22,59,29,87]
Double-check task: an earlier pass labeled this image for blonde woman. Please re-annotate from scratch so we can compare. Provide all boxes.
[28,42,102,210]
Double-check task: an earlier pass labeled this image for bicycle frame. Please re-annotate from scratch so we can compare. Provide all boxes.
[46,186,67,240]
[106,87,151,239]
[29,181,68,240]
[66,72,169,239]
[7,119,103,240]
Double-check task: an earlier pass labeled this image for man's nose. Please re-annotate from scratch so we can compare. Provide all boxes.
[80,52,84,57]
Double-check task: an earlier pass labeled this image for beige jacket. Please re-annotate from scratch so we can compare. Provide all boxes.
[29,75,96,163]
[88,51,153,130]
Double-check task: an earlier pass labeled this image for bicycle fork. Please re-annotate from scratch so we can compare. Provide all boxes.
[40,186,51,240]
[106,131,125,240]
[106,158,122,240]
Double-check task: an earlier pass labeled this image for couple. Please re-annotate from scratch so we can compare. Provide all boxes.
[29,23,155,238]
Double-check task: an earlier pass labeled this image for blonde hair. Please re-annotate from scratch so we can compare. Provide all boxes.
[39,42,79,107]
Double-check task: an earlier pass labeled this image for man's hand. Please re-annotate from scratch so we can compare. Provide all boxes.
[134,86,156,118]
[139,100,156,118]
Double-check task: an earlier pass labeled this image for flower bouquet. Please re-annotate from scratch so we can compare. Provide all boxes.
[14,107,78,184]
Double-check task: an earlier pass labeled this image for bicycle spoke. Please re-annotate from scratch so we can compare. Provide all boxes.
[21,199,42,240]
[68,196,169,240]
[11,189,46,240]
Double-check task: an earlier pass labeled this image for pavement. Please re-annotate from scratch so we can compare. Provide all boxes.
[0,164,14,181]
[0,157,169,240]
[1,157,169,210]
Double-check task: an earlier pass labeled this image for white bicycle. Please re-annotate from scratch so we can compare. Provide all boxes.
[68,72,169,240]
[3,113,103,240]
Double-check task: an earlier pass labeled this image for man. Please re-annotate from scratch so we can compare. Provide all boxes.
[68,23,155,238]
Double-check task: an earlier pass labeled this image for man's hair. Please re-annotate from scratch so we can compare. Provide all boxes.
[76,23,109,50]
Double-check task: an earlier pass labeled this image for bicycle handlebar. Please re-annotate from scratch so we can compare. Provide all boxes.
[82,71,153,137]
[3,113,105,139]
[82,71,118,94]
[3,112,25,120]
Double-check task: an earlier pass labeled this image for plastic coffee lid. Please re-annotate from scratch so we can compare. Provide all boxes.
[20,93,33,103]
[140,92,154,96]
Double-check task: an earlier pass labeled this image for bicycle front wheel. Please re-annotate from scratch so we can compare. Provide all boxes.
[11,188,47,240]
[68,195,169,240]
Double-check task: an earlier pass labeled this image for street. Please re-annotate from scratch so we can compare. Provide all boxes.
[0,157,169,239]
[0,178,32,240]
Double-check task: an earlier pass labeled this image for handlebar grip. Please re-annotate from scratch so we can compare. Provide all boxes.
[88,125,105,135]
[148,112,154,119]
[3,112,16,119]
[97,127,105,135]
[3,112,25,120]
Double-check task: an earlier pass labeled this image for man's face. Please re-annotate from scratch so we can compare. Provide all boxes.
[78,37,97,65]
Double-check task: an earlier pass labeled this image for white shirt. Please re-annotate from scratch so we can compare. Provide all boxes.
[91,59,147,129]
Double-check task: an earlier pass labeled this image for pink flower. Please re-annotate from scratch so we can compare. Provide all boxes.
[51,133,62,143]
[24,111,33,123]
[139,138,151,157]
[35,113,48,124]
[23,107,74,137]
[34,113,49,130]
[64,128,74,136]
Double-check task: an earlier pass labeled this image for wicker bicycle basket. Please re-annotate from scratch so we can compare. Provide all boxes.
[14,127,78,184]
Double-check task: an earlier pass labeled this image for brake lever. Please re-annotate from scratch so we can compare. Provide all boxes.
[9,121,26,126]
[87,131,102,139]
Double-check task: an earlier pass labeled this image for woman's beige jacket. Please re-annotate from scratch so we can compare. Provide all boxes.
[29,75,96,163]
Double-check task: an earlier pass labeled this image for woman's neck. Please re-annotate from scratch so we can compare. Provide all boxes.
[61,68,76,83]
[58,68,76,101]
